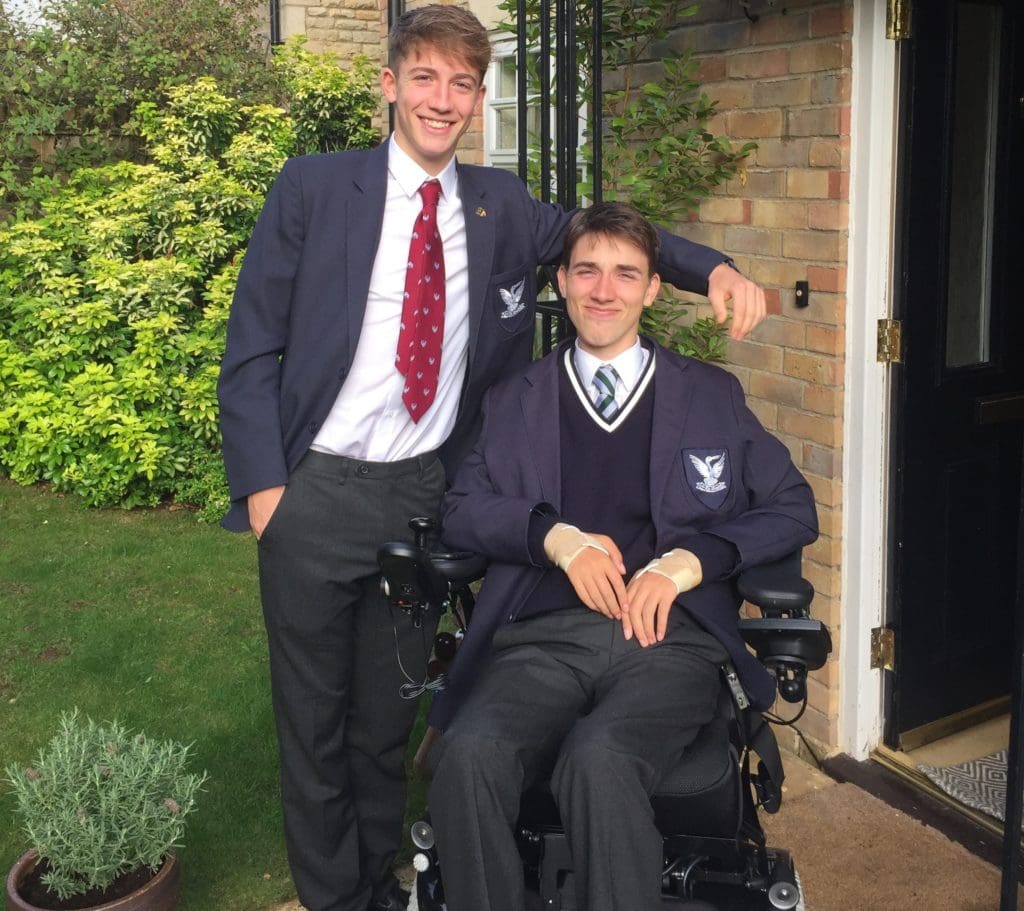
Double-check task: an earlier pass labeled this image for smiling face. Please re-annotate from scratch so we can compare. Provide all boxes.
[558,232,662,361]
[381,46,486,175]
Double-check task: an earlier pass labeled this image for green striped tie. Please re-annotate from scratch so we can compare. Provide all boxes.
[592,364,620,421]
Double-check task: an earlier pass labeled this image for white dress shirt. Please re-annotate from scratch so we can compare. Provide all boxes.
[311,136,471,461]
[573,338,651,403]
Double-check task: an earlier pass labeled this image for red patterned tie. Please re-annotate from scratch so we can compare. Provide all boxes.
[396,179,446,422]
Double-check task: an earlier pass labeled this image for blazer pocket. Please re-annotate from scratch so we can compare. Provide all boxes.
[488,265,535,335]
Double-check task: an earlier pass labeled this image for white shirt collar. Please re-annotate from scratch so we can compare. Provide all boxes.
[387,134,459,203]
[572,337,649,397]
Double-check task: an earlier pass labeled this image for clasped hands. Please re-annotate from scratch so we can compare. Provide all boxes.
[543,523,702,647]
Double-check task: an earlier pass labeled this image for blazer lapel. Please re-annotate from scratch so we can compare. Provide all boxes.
[519,352,562,508]
[346,142,389,364]
[457,164,495,375]
[649,347,696,530]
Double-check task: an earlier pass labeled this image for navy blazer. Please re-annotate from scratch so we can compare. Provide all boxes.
[217,142,730,530]
[429,340,819,730]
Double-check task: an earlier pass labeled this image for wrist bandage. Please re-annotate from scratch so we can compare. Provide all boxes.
[544,523,609,571]
[635,549,702,594]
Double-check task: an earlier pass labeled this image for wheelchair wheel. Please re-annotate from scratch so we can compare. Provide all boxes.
[766,858,803,911]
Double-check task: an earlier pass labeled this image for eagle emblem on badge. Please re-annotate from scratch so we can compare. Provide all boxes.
[499,277,526,319]
[688,453,727,493]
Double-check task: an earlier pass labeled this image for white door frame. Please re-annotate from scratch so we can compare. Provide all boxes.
[839,0,900,759]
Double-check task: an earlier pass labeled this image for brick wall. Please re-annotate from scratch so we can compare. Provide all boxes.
[655,0,853,750]
[277,0,486,164]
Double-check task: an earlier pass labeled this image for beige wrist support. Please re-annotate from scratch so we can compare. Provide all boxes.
[636,549,703,594]
[543,523,609,571]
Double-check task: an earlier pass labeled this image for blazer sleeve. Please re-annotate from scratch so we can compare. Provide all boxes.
[440,387,543,566]
[217,159,305,505]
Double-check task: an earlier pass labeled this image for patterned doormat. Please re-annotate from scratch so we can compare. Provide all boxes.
[919,749,1014,821]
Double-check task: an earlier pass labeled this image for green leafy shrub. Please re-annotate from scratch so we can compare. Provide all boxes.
[275,36,379,155]
[0,47,379,516]
[0,0,277,210]
[4,710,208,901]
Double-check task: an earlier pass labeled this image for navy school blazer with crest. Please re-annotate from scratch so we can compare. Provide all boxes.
[429,339,819,730]
[217,142,731,531]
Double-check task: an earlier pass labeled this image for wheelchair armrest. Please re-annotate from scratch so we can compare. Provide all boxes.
[735,550,832,703]
[736,550,814,616]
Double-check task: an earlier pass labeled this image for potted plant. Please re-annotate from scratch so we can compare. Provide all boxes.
[4,710,207,911]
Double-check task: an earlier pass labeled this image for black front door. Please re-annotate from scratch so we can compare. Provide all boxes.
[889,0,1024,744]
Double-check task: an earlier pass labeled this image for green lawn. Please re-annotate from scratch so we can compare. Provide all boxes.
[0,480,429,910]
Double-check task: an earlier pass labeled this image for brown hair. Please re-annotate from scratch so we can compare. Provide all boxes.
[388,5,492,82]
[560,202,661,273]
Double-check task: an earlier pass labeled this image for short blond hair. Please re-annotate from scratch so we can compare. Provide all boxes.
[388,5,492,82]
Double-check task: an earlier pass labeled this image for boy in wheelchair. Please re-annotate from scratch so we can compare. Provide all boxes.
[421,203,820,911]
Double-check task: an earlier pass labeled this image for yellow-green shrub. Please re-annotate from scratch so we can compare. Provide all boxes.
[0,50,378,518]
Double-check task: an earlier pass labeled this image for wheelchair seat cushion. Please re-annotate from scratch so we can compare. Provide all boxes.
[517,717,740,840]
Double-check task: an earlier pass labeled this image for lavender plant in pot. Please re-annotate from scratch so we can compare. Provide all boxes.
[4,710,207,911]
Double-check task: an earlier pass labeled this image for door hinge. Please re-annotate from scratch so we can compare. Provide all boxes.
[877,319,902,363]
[886,0,912,40]
[871,627,896,671]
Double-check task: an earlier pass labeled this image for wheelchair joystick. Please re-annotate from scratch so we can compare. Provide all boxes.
[408,516,438,549]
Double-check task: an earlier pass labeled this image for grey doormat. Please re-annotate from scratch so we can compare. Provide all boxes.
[919,749,1014,822]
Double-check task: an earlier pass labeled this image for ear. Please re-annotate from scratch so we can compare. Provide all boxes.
[642,272,662,309]
[557,265,568,298]
[381,67,398,104]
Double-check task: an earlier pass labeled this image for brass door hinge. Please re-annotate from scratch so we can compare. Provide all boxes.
[887,0,912,40]
[871,627,896,671]
[877,319,902,363]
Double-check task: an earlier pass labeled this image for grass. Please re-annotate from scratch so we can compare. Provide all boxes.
[0,479,430,910]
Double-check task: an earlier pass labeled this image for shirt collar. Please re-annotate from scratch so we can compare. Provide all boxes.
[387,134,459,202]
[572,337,649,395]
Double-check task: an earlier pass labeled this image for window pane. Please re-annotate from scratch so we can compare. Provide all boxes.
[496,106,517,150]
[945,1,1000,368]
[498,56,517,99]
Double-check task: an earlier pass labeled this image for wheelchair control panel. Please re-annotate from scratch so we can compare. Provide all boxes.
[736,550,831,705]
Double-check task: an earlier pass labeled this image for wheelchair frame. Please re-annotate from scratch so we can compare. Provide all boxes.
[378,518,831,911]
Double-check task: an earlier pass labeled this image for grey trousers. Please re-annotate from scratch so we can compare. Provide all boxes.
[430,606,727,911]
[257,450,446,911]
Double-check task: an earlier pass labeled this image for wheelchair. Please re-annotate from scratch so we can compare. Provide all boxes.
[379,518,832,911]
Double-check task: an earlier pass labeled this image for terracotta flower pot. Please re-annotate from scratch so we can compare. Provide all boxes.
[5,851,179,911]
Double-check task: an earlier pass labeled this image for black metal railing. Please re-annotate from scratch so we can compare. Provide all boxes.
[514,0,603,356]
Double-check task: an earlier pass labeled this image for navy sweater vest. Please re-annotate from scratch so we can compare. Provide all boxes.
[518,354,656,619]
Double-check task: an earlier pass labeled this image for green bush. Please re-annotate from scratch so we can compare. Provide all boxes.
[0,45,379,517]
[0,0,279,210]
[4,710,207,901]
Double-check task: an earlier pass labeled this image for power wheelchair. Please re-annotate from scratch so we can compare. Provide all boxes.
[379,518,832,911]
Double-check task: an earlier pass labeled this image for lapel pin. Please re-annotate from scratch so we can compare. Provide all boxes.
[476,207,486,217]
